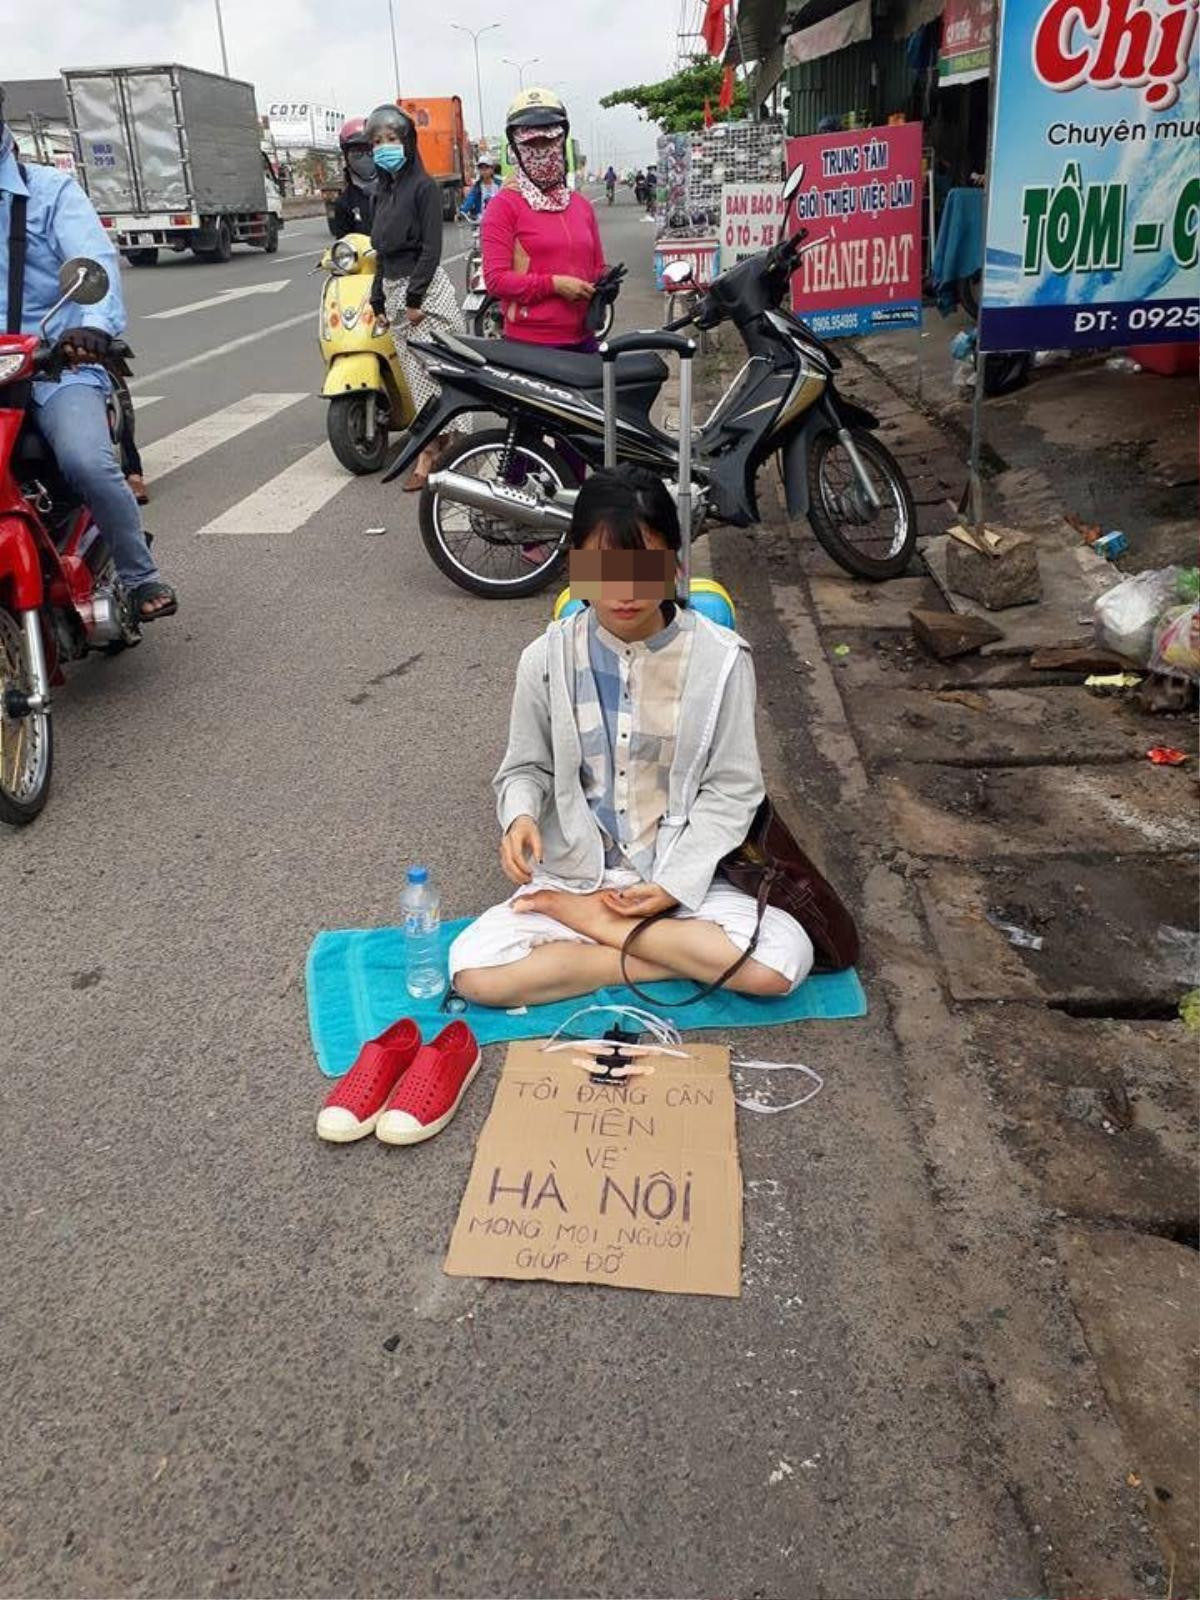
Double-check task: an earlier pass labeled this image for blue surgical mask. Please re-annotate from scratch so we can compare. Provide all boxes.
[373,144,407,173]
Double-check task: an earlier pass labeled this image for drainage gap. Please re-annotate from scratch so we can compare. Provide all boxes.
[1048,996,1183,1021]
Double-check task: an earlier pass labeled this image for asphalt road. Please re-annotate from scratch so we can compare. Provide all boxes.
[0,195,1042,1597]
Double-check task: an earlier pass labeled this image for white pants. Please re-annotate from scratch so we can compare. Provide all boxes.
[449,870,814,993]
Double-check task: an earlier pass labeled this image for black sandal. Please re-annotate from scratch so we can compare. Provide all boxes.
[131,580,178,621]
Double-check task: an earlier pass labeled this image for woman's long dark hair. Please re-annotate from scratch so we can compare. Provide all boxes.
[569,465,681,552]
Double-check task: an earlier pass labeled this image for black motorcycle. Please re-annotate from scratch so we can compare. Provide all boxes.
[387,167,917,598]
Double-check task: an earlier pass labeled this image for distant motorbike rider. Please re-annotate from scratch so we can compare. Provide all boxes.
[459,158,502,221]
[365,102,465,491]
[481,88,605,352]
[0,86,176,621]
[331,117,377,238]
[603,164,617,203]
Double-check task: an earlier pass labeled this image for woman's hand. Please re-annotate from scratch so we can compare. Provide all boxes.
[552,275,595,302]
[601,883,679,919]
[501,815,543,885]
[405,307,426,326]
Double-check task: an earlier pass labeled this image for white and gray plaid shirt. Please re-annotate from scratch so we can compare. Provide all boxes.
[572,608,694,881]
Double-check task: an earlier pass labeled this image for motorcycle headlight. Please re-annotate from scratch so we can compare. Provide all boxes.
[330,239,359,276]
[0,349,30,384]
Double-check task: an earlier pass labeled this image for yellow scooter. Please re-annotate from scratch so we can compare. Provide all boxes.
[318,232,414,474]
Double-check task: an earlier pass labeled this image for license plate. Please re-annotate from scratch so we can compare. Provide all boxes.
[135,232,151,244]
[462,291,487,313]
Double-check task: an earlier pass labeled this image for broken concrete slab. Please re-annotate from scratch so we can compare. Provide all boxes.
[924,536,1122,655]
[851,684,1157,766]
[966,1009,1197,1230]
[1030,642,1137,673]
[910,607,1006,660]
[917,854,1199,1003]
[1059,1226,1199,1595]
[808,574,942,630]
[880,763,1200,859]
[946,526,1043,610]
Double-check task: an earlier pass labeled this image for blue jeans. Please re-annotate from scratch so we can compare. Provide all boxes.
[35,382,159,590]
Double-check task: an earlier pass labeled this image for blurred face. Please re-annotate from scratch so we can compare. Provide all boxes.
[371,124,403,146]
[570,526,675,641]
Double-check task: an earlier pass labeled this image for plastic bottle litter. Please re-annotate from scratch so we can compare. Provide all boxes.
[400,865,444,1000]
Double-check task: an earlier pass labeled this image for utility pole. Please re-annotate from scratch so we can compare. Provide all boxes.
[213,0,230,75]
[451,22,500,141]
[503,57,539,89]
[387,0,402,99]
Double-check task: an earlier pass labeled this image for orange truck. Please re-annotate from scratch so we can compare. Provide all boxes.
[399,97,471,220]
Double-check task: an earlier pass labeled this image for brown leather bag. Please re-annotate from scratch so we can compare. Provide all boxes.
[619,797,859,1005]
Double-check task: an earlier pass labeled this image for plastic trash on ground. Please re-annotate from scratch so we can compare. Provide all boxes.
[1149,604,1200,680]
[1093,566,1182,666]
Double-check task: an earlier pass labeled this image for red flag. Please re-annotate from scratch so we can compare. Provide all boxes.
[701,0,728,56]
[718,63,735,110]
[703,97,714,128]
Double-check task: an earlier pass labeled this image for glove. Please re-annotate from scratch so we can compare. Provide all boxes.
[56,326,112,364]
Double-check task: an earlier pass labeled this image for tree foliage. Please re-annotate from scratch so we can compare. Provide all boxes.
[600,57,748,133]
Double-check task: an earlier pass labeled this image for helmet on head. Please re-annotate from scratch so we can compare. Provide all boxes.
[338,116,369,152]
[505,86,568,138]
[364,103,417,156]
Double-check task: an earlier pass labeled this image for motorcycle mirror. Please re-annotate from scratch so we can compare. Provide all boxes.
[59,257,109,306]
[662,260,694,288]
[781,163,805,201]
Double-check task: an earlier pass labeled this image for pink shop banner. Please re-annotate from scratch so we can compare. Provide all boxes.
[786,123,923,339]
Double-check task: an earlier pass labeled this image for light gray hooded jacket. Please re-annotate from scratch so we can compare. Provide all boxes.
[494,607,764,912]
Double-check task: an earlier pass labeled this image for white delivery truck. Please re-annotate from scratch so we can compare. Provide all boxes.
[63,63,284,265]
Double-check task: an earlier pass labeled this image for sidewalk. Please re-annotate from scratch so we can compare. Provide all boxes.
[700,324,1200,1597]
[853,313,1197,573]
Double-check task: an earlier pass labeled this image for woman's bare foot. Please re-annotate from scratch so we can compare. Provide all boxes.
[513,888,624,945]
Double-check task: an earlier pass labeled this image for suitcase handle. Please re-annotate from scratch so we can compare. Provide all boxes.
[599,331,696,360]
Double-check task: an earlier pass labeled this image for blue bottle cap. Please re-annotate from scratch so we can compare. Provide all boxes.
[407,865,429,884]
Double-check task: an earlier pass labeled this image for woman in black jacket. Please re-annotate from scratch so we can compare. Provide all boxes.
[366,104,465,490]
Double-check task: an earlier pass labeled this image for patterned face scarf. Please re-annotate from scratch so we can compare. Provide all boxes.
[512,126,571,212]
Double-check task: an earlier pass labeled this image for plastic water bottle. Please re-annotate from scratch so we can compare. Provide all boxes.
[400,866,444,1000]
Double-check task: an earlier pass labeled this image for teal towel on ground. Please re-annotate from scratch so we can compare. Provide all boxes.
[306,920,868,1078]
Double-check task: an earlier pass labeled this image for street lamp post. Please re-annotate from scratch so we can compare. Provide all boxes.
[387,0,402,98]
[451,22,501,142]
[502,57,540,89]
[213,0,230,75]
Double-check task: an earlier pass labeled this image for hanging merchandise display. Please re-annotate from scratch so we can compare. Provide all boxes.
[785,123,924,338]
[978,0,1200,351]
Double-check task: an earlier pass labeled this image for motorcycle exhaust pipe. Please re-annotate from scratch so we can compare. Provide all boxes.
[427,468,575,535]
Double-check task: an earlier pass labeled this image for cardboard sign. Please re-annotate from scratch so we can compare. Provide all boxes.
[720,182,788,264]
[979,0,1199,352]
[786,124,923,339]
[445,1041,742,1298]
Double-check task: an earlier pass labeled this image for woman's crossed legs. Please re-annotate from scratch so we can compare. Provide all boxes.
[450,876,813,1008]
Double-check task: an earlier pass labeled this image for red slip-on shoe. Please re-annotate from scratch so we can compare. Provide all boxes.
[375,1022,481,1146]
[316,1018,421,1143]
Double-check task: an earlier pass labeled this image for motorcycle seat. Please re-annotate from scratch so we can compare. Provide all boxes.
[457,336,667,389]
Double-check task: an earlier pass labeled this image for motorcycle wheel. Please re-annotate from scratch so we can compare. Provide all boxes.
[806,428,917,581]
[471,298,505,339]
[959,270,982,322]
[327,395,388,474]
[263,215,280,253]
[420,427,573,599]
[0,606,53,827]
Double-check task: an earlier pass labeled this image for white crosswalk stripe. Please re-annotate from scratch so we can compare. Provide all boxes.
[199,442,354,535]
[131,394,163,411]
[139,392,308,482]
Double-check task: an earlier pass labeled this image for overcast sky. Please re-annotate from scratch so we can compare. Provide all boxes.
[3,0,679,165]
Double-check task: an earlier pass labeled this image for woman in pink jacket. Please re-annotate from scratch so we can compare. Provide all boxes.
[482,88,604,351]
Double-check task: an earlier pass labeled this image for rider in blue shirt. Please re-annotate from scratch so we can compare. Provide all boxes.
[459,159,502,221]
[0,88,176,621]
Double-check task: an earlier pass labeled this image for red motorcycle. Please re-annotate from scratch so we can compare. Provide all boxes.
[0,257,142,826]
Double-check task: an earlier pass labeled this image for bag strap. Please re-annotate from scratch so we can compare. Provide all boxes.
[7,164,29,335]
[618,872,773,1007]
